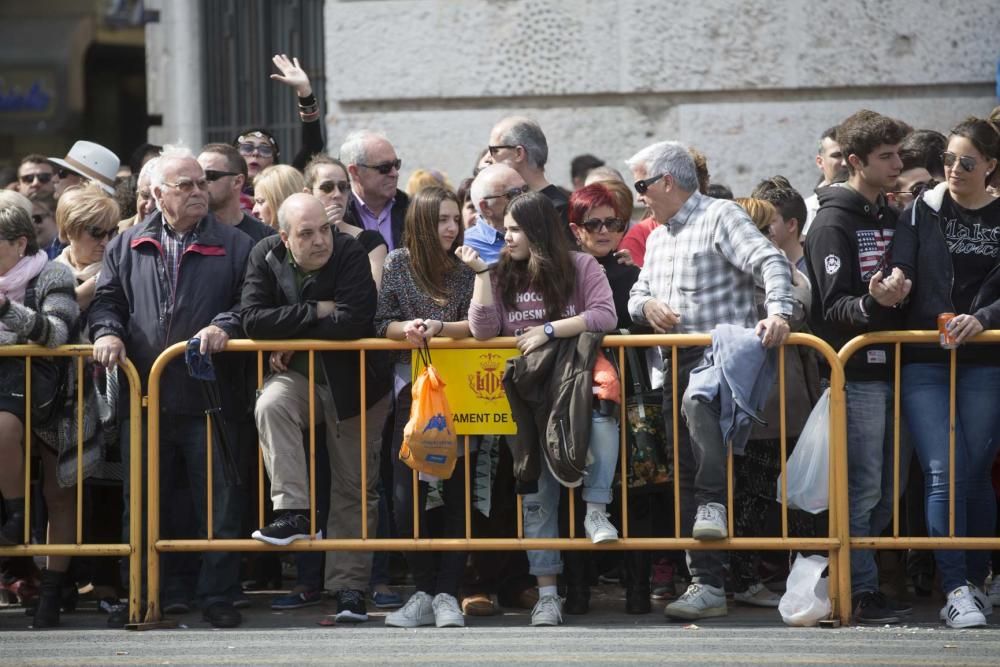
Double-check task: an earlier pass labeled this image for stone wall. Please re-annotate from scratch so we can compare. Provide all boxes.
[323,0,1000,197]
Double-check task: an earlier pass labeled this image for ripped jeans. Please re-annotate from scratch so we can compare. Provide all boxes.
[523,411,619,576]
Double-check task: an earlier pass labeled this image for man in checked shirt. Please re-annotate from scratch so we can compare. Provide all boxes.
[626,141,794,621]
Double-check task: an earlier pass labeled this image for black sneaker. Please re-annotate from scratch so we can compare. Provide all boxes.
[251,512,318,546]
[334,589,368,623]
[853,591,901,625]
[874,591,912,616]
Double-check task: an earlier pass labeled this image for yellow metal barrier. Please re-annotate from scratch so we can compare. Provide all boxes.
[0,344,143,625]
[144,334,848,624]
[837,331,1000,576]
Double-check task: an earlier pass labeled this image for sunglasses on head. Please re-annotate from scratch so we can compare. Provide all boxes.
[20,173,53,185]
[204,169,240,182]
[483,185,529,201]
[580,217,627,234]
[358,159,401,175]
[317,180,350,194]
[942,151,977,173]
[237,142,274,158]
[634,173,666,194]
[86,225,117,241]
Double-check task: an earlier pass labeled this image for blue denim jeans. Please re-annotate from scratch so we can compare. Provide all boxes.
[523,410,619,576]
[845,380,910,596]
[901,363,1000,594]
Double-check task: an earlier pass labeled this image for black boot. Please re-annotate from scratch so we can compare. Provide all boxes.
[33,569,65,628]
[624,551,651,614]
[25,578,77,616]
[0,497,26,546]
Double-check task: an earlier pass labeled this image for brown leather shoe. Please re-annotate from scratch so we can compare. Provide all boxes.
[461,593,498,616]
[514,586,539,610]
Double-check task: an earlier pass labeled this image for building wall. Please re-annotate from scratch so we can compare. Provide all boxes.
[323,0,1000,197]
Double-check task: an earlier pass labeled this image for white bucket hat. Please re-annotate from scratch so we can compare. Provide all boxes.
[49,140,120,195]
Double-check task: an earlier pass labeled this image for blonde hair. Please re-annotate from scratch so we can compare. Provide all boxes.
[56,183,120,243]
[734,197,777,233]
[254,165,305,228]
[405,168,453,197]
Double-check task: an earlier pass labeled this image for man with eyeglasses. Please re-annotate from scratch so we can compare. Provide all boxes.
[465,163,528,264]
[486,117,570,236]
[626,140,795,622]
[198,144,276,244]
[89,145,254,629]
[340,130,409,252]
[16,155,56,199]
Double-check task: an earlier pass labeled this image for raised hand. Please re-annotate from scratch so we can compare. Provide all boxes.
[270,54,312,97]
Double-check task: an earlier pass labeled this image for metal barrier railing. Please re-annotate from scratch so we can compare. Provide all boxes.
[837,331,1000,566]
[144,333,850,624]
[0,344,143,625]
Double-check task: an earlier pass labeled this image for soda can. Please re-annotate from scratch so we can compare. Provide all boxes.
[938,312,958,349]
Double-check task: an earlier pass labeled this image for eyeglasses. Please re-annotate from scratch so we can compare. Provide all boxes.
[237,143,274,158]
[358,159,401,175]
[482,185,529,201]
[86,225,117,241]
[19,173,53,185]
[162,179,209,193]
[487,145,517,157]
[942,152,977,173]
[888,179,939,199]
[634,173,666,194]
[579,217,627,233]
[204,169,240,182]
[316,180,351,194]
[57,168,77,180]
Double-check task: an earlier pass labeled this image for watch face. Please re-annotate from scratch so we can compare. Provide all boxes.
[544,323,555,337]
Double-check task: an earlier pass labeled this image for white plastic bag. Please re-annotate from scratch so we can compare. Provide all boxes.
[779,553,831,627]
[778,388,829,514]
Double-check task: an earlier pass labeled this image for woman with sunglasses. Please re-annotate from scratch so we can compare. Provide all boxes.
[460,191,618,627]
[303,155,388,289]
[374,187,475,628]
[872,109,1000,629]
[0,193,80,628]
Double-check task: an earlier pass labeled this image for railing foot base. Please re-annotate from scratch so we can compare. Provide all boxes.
[818,618,842,628]
[126,619,178,631]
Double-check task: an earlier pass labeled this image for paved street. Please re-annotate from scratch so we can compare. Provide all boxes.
[3,585,1000,666]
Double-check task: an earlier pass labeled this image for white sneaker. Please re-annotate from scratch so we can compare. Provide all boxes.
[733,582,781,608]
[584,510,619,544]
[530,594,563,626]
[968,582,993,617]
[692,503,727,540]
[989,577,1000,607]
[385,591,434,628]
[664,583,728,620]
[432,593,465,627]
[940,585,987,629]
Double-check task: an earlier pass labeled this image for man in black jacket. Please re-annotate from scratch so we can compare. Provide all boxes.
[90,146,253,628]
[803,109,911,625]
[241,193,390,623]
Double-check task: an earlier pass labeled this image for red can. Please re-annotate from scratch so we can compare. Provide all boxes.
[938,312,958,349]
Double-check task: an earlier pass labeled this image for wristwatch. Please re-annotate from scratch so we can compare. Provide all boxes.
[543,322,556,339]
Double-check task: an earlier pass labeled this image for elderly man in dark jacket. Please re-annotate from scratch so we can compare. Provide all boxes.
[241,192,390,623]
[89,147,252,628]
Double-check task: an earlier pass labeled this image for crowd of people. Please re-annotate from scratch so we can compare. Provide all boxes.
[2,53,1000,633]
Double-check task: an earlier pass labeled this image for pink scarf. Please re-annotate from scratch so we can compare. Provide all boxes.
[0,251,49,306]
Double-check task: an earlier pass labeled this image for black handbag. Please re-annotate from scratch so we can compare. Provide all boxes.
[622,345,673,492]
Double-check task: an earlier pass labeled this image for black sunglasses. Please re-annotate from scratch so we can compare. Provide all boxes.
[482,185,529,201]
[942,151,977,173]
[86,225,117,241]
[487,144,517,157]
[580,217,627,233]
[317,180,351,194]
[204,169,240,182]
[358,159,401,175]
[634,173,666,194]
[57,168,77,180]
[889,179,939,198]
[20,173,53,185]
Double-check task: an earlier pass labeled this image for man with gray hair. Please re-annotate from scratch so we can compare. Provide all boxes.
[486,117,569,228]
[341,130,409,251]
[240,192,390,624]
[464,163,528,265]
[89,145,253,628]
[626,140,794,621]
